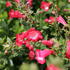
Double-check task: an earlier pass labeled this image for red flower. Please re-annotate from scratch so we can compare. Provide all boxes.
[28,51,35,60]
[16,32,27,46]
[14,0,20,3]
[40,1,51,11]
[26,43,34,50]
[56,16,67,25]
[44,16,55,24]
[35,49,46,64]
[36,56,46,64]
[46,64,61,70]
[8,9,25,18]
[26,0,33,7]
[8,9,14,18]
[6,1,12,7]
[16,28,43,46]
[35,49,53,64]
[26,28,43,42]
[16,34,24,46]
[14,10,23,18]
[66,40,70,59]
[42,40,54,48]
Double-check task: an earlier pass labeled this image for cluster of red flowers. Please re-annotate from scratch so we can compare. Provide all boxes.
[8,9,26,18]
[40,2,69,65]
[5,0,69,70]
[40,1,67,25]
[6,0,26,19]
[16,27,70,70]
[6,0,67,25]
[16,28,43,46]
[16,28,55,64]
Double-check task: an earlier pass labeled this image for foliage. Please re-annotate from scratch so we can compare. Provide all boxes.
[0,0,70,70]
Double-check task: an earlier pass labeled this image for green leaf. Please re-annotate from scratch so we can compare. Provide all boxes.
[0,12,8,19]
[30,63,38,70]
[12,21,24,34]
[47,56,64,67]
[19,63,30,70]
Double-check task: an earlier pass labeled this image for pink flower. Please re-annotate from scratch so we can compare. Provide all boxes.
[36,56,46,64]
[28,51,35,60]
[46,64,61,70]
[8,9,25,19]
[26,43,34,50]
[26,28,43,42]
[35,49,46,64]
[66,40,70,59]
[26,0,33,7]
[44,16,55,24]
[42,40,54,48]
[35,49,53,64]
[56,16,67,25]
[6,1,12,7]
[14,0,20,3]
[68,0,70,2]
[40,1,51,11]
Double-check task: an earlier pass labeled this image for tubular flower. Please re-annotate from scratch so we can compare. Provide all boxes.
[26,0,33,7]
[28,51,35,60]
[16,32,27,46]
[6,1,12,7]
[8,9,26,19]
[16,28,43,46]
[35,49,54,64]
[25,43,34,50]
[42,40,54,48]
[26,28,43,42]
[56,15,67,25]
[66,40,70,59]
[40,1,51,11]
[16,34,24,46]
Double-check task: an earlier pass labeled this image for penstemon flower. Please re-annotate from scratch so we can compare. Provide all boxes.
[25,43,34,50]
[42,40,54,48]
[6,1,12,7]
[28,51,35,60]
[56,16,67,25]
[44,16,55,24]
[66,40,70,59]
[26,0,33,7]
[26,28,43,42]
[40,1,51,11]
[16,28,43,46]
[35,49,54,64]
[8,9,26,19]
